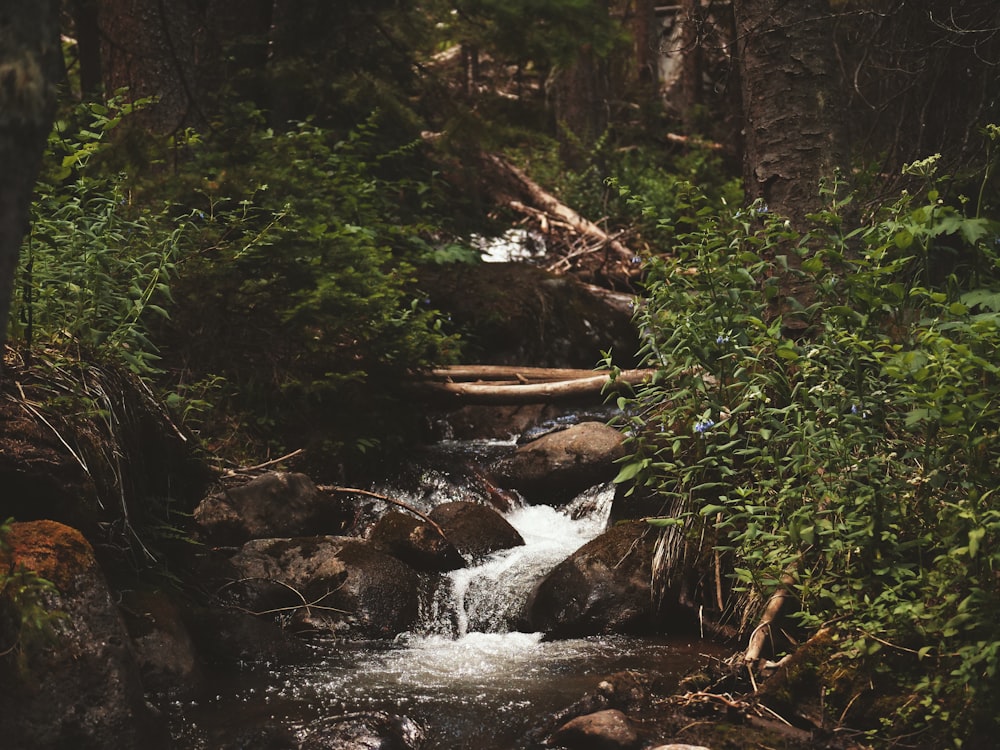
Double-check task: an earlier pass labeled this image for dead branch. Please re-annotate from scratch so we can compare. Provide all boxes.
[481,153,635,263]
[219,448,306,477]
[320,485,446,539]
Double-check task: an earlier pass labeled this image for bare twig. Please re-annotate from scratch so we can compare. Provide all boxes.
[320,485,447,539]
[220,448,306,477]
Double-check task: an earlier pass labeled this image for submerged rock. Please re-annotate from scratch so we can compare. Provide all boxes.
[0,520,161,749]
[491,421,625,504]
[522,521,655,637]
[299,711,425,750]
[193,471,351,546]
[225,536,420,637]
[428,500,524,560]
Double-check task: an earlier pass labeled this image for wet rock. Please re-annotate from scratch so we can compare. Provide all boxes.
[0,520,161,749]
[225,536,420,637]
[369,511,466,572]
[491,421,625,504]
[551,708,640,750]
[194,471,351,546]
[0,398,101,530]
[300,711,425,750]
[522,521,655,637]
[428,500,524,559]
[184,604,309,668]
[120,589,201,695]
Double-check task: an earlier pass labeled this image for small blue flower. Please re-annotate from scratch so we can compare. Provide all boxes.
[716,334,730,345]
[631,255,642,264]
[756,203,770,215]
[694,418,716,434]
[850,403,859,414]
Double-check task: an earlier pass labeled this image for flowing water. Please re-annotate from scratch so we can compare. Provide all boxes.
[164,456,722,748]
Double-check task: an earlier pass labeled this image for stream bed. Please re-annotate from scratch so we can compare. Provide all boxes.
[162,432,726,748]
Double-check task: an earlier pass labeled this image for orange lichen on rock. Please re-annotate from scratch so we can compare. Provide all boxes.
[2,520,96,591]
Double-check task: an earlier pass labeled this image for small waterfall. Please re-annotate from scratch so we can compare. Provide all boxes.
[420,483,615,637]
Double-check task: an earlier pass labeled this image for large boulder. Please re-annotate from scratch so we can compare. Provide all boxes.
[550,709,641,750]
[0,520,161,749]
[491,422,626,504]
[428,501,524,560]
[225,536,420,638]
[522,521,656,638]
[193,472,351,546]
[368,511,466,572]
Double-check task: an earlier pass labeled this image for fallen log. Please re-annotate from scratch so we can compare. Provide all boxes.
[413,368,655,403]
[427,365,610,382]
[481,153,635,263]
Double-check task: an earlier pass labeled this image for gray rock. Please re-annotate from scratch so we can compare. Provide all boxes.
[491,421,625,504]
[428,500,524,560]
[193,471,350,545]
[522,521,655,637]
[551,708,640,750]
[225,536,420,637]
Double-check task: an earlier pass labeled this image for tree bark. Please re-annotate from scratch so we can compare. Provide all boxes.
[733,0,849,228]
[0,2,62,365]
[98,0,207,133]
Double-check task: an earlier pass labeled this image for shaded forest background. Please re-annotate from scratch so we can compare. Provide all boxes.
[8,0,993,474]
[3,3,1000,745]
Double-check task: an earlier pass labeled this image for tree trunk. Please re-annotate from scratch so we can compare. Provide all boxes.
[678,0,703,130]
[0,2,62,364]
[733,0,849,228]
[71,0,103,97]
[99,0,208,133]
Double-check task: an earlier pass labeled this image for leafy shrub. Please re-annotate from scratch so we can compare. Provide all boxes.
[9,97,183,375]
[148,110,461,464]
[612,132,1000,744]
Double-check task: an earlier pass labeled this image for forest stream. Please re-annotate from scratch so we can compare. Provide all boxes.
[159,422,727,750]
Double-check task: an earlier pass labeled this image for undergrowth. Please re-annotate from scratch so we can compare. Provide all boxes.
[611,128,1000,746]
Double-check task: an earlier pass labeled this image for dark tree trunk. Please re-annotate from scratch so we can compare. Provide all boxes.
[71,0,103,97]
[99,0,207,133]
[678,0,703,129]
[630,0,658,89]
[554,43,610,169]
[733,0,849,228]
[0,2,62,363]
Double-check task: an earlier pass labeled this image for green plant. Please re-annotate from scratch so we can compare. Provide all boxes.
[144,109,461,465]
[611,132,1000,744]
[10,96,183,376]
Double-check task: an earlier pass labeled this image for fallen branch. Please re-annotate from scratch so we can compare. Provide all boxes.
[482,153,635,263]
[320,485,447,539]
[219,448,306,477]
